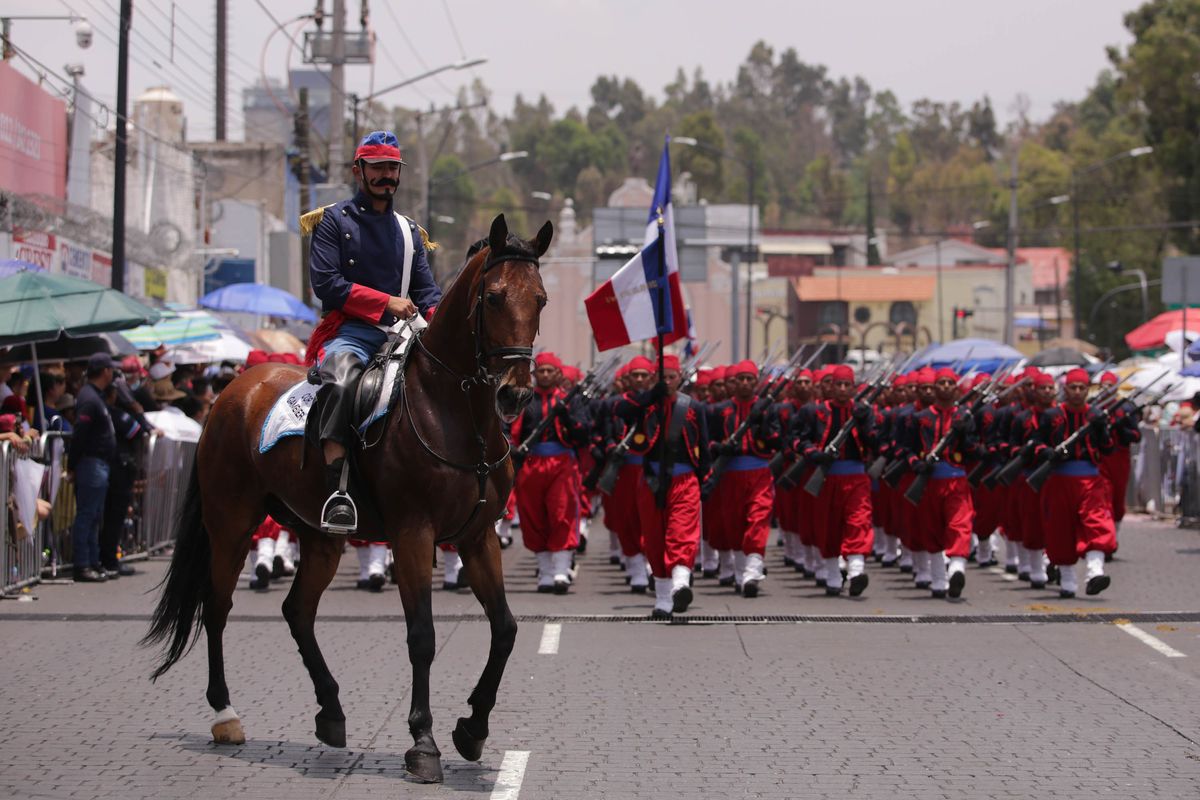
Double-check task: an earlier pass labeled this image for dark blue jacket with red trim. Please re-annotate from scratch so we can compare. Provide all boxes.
[708,397,781,459]
[904,403,982,466]
[309,190,442,326]
[510,386,590,450]
[793,400,875,462]
[1033,403,1114,464]
[615,389,710,478]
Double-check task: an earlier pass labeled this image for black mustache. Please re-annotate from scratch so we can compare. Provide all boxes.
[371,179,398,188]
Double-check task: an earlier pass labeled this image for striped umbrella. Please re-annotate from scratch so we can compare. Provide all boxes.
[122,308,225,349]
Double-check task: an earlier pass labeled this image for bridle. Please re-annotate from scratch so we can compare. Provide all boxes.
[399,242,541,542]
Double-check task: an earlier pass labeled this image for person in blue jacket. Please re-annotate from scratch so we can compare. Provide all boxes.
[303,130,442,532]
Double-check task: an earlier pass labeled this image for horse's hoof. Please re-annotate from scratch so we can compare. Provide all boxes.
[405,747,444,783]
[452,717,486,762]
[211,717,245,745]
[315,714,346,748]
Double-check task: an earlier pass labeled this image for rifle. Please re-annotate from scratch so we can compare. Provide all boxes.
[791,352,909,497]
[1025,370,1168,492]
[702,344,825,493]
[964,375,1032,486]
[513,354,618,466]
[990,377,1127,488]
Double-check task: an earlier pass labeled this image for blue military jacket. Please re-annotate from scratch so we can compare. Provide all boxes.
[306,190,442,327]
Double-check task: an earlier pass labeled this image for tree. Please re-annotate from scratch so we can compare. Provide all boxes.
[887,132,918,233]
[675,111,725,198]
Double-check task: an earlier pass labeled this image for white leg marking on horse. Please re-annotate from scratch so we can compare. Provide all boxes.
[537,623,560,655]
[214,706,240,723]
[489,750,530,800]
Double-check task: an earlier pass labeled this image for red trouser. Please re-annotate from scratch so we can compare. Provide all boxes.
[872,481,889,530]
[1015,475,1044,550]
[606,462,644,557]
[1099,448,1131,523]
[1039,473,1118,565]
[636,472,701,578]
[712,467,774,555]
[971,482,1001,537]
[252,516,282,542]
[702,474,729,546]
[999,483,1021,542]
[776,482,802,534]
[895,473,920,549]
[813,471,873,559]
[515,453,579,552]
[576,450,594,518]
[793,466,817,546]
[917,476,973,557]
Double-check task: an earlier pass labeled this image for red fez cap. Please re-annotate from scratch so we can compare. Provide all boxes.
[1099,371,1118,385]
[917,367,937,385]
[246,349,269,368]
[972,373,990,388]
[732,359,758,377]
[816,367,833,382]
[1003,374,1019,385]
[282,353,301,365]
[795,368,813,381]
[120,355,146,375]
[694,369,712,386]
[710,365,727,381]
[893,374,909,387]
[1023,366,1041,379]
[535,352,562,369]
[627,355,653,373]
[1064,368,1090,385]
[934,367,958,382]
[830,364,855,382]
[1033,372,1055,387]
[661,354,681,372]
[267,353,288,363]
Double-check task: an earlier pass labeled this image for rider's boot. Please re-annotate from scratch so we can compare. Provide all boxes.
[318,351,363,534]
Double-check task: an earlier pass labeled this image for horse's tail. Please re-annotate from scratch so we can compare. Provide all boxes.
[141,457,211,681]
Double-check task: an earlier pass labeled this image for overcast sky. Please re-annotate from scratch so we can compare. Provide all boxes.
[6,0,1141,143]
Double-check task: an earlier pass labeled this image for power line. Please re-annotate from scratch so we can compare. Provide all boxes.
[377,0,459,99]
[439,0,467,59]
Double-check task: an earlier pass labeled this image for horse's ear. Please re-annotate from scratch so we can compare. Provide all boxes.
[533,220,554,258]
[488,214,508,253]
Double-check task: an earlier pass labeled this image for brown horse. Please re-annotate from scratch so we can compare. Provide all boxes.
[143,214,551,783]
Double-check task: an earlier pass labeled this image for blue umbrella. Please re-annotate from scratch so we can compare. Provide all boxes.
[911,337,1025,374]
[0,258,46,278]
[1188,337,1200,360]
[1181,361,1200,378]
[200,282,318,323]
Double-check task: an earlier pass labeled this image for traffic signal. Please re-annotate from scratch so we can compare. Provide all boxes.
[952,306,974,338]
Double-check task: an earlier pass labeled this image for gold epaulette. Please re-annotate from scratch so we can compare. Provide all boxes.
[417,224,439,252]
[299,204,336,236]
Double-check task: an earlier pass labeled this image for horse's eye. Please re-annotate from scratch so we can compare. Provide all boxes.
[486,291,503,307]
[535,295,548,309]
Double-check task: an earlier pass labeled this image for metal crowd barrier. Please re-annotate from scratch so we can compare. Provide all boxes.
[1128,424,1200,523]
[2,432,198,595]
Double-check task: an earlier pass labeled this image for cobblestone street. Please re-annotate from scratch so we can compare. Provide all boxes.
[3,514,1199,799]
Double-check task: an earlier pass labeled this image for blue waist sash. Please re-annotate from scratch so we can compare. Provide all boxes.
[829,460,865,476]
[625,454,644,465]
[529,443,573,458]
[646,462,694,477]
[1052,460,1098,476]
[727,455,769,472]
[931,463,966,479]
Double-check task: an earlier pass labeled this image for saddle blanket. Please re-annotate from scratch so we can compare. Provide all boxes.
[258,359,401,454]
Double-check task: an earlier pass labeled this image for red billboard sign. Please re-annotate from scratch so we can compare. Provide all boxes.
[0,61,68,200]
[12,229,56,270]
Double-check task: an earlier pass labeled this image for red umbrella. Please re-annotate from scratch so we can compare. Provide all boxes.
[1124,308,1200,350]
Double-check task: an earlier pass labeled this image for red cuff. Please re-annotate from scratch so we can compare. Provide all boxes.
[343,284,390,323]
[425,304,437,320]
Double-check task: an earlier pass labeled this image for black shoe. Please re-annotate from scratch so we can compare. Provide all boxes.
[800,567,814,578]
[899,565,914,574]
[553,578,570,595]
[783,556,795,567]
[948,571,965,599]
[815,578,827,588]
[1018,571,1030,582]
[742,580,759,598]
[881,559,897,568]
[848,573,869,597]
[1085,575,1110,596]
[499,536,513,550]
[1005,564,1018,574]
[718,576,735,587]
[1030,581,1046,590]
[873,552,884,563]
[915,580,930,590]
[931,589,947,599]
[630,584,648,595]
[651,608,672,620]
[73,567,107,583]
[825,585,842,596]
[367,573,385,593]
[321,495,356,533]
[1046,565,1060,585]
[672,586,693,614]
[251,563,271,591]
[356,578,370,590]
[1059,590,1076,599]
[702,568,718,579]
[1104,552,1114,563]
[272,555,287,579]
[443,581,459,591]
[610,555,622,566]
[536,584,553,594]
[575,536,588,555]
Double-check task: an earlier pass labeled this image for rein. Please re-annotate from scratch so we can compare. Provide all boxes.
[392,244,540,543]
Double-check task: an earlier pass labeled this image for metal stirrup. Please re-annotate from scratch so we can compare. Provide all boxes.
[321,459,358,535]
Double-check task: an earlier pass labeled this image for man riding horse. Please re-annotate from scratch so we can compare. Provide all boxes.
[303,130,442,533]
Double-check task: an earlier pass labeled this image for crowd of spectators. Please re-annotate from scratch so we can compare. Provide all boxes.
[1,346,301,583]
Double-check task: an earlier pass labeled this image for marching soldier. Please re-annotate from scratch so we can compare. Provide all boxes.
[699,365,728,579]
[616,355,710,617]
[1032,368,1117,597]
[1097,370,1140,538]
[1008,370,1056,588]
[511,351,590,593]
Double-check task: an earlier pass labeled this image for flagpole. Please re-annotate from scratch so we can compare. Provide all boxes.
[655,210,669,519]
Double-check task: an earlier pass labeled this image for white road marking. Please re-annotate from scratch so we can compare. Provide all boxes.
[1116,622,1187,658]
[537,623,561,655]
[489,750,530,800]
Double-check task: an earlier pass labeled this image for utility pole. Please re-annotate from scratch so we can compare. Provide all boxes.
[1004,147,1018,346]
[295,87,312,301]
[111,0,132,293]
[215,0,226,140]
[327,0,346,181]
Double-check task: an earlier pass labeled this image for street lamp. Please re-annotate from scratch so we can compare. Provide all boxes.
[350,57,488,145]
[1107,260,1150,325]
[1070,145,1154,340]
[425,150,528,275]
[673,135,757,360]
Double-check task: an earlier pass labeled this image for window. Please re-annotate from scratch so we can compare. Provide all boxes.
[818,301,848,328]
[889,301,917,328]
